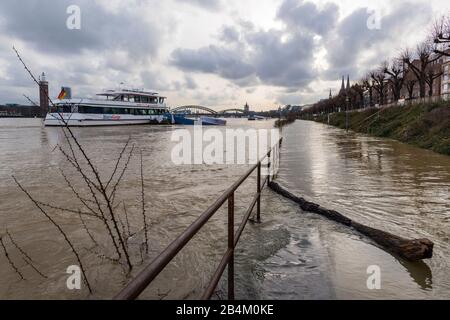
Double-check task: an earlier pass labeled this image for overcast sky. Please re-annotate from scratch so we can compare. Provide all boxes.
[0,0,448,110]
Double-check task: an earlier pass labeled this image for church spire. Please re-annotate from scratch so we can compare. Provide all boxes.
[346,75,350,91]
[339,76,345,95]
[329,89,332,99]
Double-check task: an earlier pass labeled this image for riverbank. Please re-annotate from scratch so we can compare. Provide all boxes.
[313,101,450,156]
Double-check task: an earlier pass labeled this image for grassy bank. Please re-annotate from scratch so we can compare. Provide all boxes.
[315,101,450,156]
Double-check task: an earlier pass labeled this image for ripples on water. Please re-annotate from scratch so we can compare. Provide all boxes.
[0,118,449,299]
[277,121,450,299]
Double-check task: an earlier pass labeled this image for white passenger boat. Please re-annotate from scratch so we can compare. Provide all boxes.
[44,88,173,127]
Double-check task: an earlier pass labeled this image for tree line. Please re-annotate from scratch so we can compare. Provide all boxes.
[302,14,450,117]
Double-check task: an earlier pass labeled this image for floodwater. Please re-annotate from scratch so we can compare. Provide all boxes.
[0,118,449,299]
[274,121,450,299]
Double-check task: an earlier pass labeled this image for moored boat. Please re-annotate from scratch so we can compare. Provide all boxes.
[44,88,173,127]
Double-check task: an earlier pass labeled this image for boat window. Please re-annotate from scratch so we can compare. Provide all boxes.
[159,97,164,104]
[149,97,158,104]
[79,106,101,114]
[134,96,141,103]
[57,104,72,113]
[77,106,163,115]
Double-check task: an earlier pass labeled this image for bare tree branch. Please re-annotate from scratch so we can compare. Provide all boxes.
[1,235,25,280]
[12,176,92,293]
[140,149,149,254]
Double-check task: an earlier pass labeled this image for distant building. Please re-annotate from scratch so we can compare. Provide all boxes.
[442,53,450,98]
[244,102,250,113]
[399,54,446,100]
[0,104,41,117]
[337,75,351,97]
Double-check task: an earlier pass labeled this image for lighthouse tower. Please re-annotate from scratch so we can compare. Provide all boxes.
[39,72,49,118]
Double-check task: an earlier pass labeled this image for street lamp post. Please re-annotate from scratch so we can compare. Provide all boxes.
[345,96,350,132]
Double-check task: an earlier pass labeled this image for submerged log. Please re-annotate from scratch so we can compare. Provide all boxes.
[269,181,434,261]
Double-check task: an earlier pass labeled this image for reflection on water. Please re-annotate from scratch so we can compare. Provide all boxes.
[0,118,449,299]
[277,120,450,299]
[399,260,433,291]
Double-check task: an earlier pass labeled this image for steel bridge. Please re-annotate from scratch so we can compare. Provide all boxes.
[171,105,246,115]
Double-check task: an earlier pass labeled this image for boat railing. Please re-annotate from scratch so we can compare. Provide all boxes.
[114,137,283,300]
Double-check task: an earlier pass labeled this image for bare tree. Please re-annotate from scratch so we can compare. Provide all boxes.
[433,15,450,56]
[0,236,25,280]
[361,74,374,108]
[349,82,365,109]
[383,59,405,102]
[9,47,154,295]
[425,63,443,97]
[402,41,442,98]
[370,68,387,105]
[405,79,417,100]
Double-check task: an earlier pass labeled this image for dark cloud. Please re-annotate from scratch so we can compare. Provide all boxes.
[0,0,161,60]
[171,45,255,80]
[324,1,433,79]
[171,4,319,90]
[277,0,339,36]
[170,0,434,103]
[0,0,167,103]
[220,26,240,43]
[246,30,316,88]
[140,70,198,92]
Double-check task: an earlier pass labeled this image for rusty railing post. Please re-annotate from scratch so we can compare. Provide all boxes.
[256,162,261,222]
[228,193,235,300]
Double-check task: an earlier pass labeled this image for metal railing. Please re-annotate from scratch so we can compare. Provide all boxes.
[115,138,283,300]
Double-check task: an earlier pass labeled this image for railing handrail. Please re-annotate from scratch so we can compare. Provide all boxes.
[114,138,282,300]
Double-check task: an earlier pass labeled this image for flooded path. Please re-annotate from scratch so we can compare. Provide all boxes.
[271,120,450,299]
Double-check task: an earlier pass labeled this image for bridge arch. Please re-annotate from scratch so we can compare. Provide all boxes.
[219,109,246,114]
[171,105,218,115]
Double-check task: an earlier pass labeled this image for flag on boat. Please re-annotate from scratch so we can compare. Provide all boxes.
[57,87,72,100]
[57,88,67,100]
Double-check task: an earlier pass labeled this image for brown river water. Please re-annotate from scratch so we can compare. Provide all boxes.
[0,118,449,299]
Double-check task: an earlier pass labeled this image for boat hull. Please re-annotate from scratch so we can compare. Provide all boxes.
[44,113,173,127]
[173,115,227,126]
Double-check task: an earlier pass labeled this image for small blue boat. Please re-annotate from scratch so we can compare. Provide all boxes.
[173,115,226,126]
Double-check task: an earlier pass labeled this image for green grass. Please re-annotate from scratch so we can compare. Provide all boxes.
[315,101,450,156]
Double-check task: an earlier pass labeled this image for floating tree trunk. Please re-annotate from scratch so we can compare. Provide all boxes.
[269,181,434,261]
